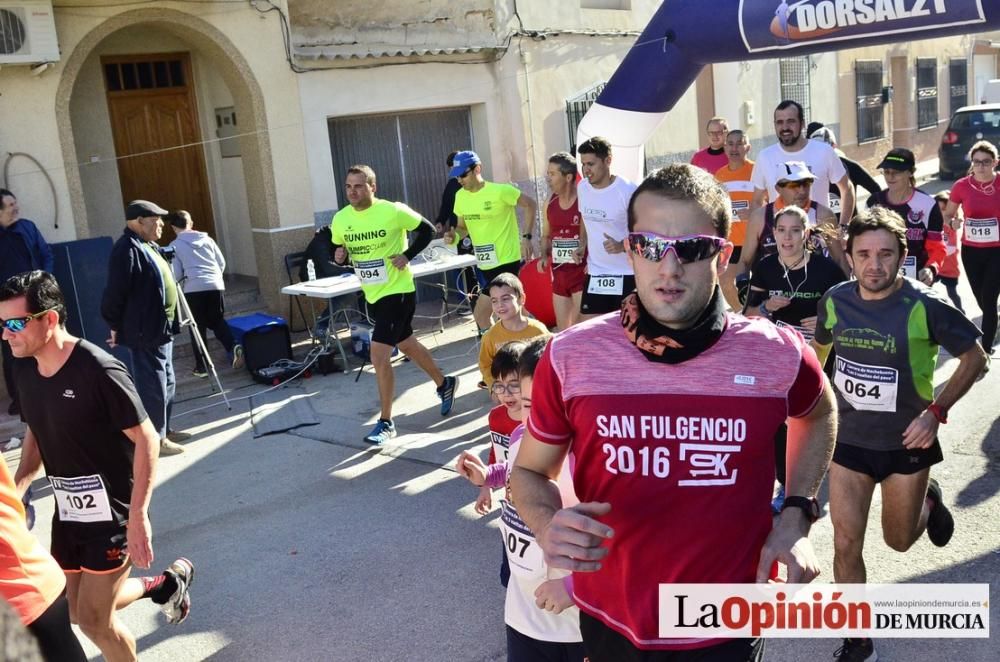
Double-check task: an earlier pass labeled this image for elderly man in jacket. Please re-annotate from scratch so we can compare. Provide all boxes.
[101,200,188,455]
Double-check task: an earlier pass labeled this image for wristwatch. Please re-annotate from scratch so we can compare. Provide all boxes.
[927,402,948,424]
[780,496,820,523]
[522,233,532,240]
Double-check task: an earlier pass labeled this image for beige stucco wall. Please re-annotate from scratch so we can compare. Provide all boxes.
[1,1,318,313]
[836,35,982,171]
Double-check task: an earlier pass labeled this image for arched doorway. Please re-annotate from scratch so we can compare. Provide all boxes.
[55,7,278,280]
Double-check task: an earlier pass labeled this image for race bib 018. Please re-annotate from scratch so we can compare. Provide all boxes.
[552,238,580,265]
[355,258,388,284]
[475,243,499,269]
[964,217,999,244]
[834,357,898,413]
[50,474,114,523]
[587,274,624,296]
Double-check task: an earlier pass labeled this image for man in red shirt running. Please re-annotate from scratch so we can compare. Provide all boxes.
[511,163,837,661]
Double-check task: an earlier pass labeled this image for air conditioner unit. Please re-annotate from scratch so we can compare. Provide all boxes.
[0,1,59,65]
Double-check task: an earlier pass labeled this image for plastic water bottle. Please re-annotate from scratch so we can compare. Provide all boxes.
[306,259,316,281]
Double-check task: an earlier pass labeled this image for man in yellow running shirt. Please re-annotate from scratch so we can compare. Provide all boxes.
[444,151,537,333]
[331,165,458,445]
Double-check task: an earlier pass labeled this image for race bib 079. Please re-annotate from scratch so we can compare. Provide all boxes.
[964,218,999,244]
[552,238,580,265]
[834,357,898,413]
[588,274,624,296]
[355,258,388,284]
[50,474,114,523]
[475,243,499,268]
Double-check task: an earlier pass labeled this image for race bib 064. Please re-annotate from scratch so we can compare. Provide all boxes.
[834,357,898,413]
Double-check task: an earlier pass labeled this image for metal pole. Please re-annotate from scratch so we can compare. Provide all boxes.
[175,284,232,410]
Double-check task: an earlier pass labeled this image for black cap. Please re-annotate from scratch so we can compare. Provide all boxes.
[125,200,168,220]
[877,148,915,172]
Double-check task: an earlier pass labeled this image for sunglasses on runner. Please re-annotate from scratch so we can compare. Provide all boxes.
[626,232,726,264]
[0,308,55,333]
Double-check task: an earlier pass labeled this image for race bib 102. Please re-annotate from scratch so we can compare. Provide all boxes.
[588,274,624,296]
[834,357,898,413]
[50,474,114,523]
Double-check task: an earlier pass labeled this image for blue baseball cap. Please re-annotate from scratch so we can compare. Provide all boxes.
[448,150,481,179]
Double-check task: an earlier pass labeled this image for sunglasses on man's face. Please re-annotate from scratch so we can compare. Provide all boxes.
[0,308,54,333]
[626,232,726,264]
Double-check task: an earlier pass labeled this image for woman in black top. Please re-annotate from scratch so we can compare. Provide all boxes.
[745,205,847,341]
[744,204,847,508]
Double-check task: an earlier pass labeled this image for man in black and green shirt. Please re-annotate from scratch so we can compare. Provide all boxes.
[812,206,987,662]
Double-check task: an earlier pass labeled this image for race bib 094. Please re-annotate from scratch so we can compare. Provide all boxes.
[355,258,388,284]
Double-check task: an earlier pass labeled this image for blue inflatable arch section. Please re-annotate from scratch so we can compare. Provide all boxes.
[580,0,1000,180]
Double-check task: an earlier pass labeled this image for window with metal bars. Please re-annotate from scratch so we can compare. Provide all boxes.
[916,58,939,130]
[103,59,186,92]
[855,60,884,144]
[779,57,811,121]
[566,83,606,152]
[949,58,968,118]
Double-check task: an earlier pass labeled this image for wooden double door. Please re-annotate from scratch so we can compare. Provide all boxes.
[103,52,215,243]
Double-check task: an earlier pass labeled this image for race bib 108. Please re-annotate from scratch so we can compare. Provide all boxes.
[588,274,624,296]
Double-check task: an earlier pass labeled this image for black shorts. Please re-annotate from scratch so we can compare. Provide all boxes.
[580,612,764,661]
[580,275,637,315]
[51,522,128,574]
[478,260,522,288]
[506,625,587,662]
[832,441,943,483]
[368,292,417,346]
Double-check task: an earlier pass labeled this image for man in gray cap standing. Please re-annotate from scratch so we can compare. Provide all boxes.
[101,200,188,455]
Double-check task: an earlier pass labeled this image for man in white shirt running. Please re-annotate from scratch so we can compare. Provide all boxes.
[576,137,638,321]
[750,100,854,228]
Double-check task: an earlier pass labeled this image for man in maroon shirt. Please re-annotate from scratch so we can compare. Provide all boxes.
[511,163,837,661]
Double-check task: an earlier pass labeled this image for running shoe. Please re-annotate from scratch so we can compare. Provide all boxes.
[162,558,195,625]
[770,484,786,515]
[833,638,877,661]
[167,430,192,442]
[160,439,187,455]
[438,376,457,416]
[192,368,209,378]
[364,419,395,445]
[925,478,955,547]
[477,380,488,390]
[232,345,245,370]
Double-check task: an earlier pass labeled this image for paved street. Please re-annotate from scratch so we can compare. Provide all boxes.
[4,174,998,661]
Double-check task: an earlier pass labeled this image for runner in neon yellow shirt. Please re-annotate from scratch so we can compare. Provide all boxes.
[330,165,458,444]
[444,150,538,333]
